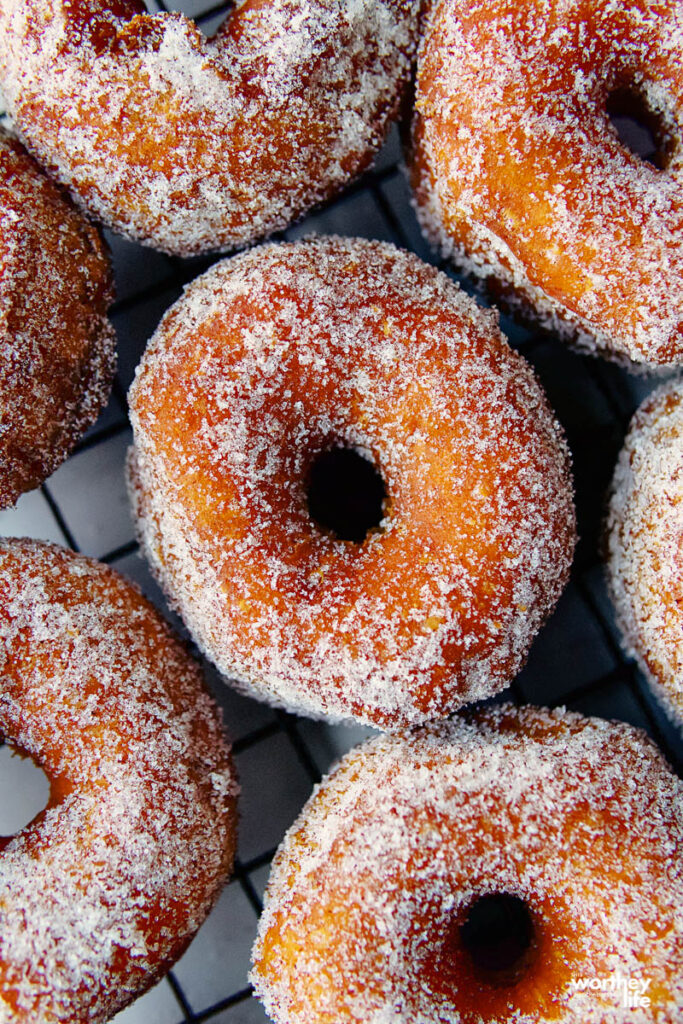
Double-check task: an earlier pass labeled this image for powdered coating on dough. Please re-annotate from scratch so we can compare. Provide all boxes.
[251,703,683,1023]
[606,378,683,728]
[0,539,238,1024]
[0,0,420,255]
[412,0,683,368]
[128,236,575,729]
[0,127,115,507]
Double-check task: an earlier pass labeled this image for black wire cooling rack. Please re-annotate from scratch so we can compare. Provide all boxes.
[0,2,681,1021]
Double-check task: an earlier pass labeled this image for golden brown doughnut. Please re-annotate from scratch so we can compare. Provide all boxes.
[0,538,238,1024]
[128,236,576,729]
[251,703,683,1023]
[606,378,683,729]
[412,0,683,368]
[0,127,115,508]
[0,0,420,255]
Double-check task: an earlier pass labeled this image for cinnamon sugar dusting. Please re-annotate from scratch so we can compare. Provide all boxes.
[128,236,576,729]
[0,0,420,255]
[251,703,683,1023]
[0,539,238,1024]
[606,377,683,728]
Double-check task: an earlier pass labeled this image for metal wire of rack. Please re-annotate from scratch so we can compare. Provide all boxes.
[0,2,681,1022]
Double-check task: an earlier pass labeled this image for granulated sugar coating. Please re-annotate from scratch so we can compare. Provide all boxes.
[412,0,683,369]
[0,0,420,256]
[128,236,576,730]
[0,127,115,509]
[251,703,683,1024]
[0,539,238,1024]
[606,378,683,729]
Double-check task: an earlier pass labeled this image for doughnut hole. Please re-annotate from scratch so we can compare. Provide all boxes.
[419,890,580,1021]
[458,893,536,981]
[306,447,387,543]
[0,739,51,851]
[606,83,676,169]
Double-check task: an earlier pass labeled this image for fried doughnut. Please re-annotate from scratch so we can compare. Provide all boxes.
[411,0,683,368]
[0,0,420,257]
[0,127,115,509]
[606,378,683,729]
[0,538,238,1024]
[251,703,683,1023]
[128,236,575,729]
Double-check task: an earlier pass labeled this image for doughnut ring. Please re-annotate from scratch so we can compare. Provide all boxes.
[412,0,683,368]
[251,703,683,1023]
[128,236,575,729]
[0,127,115,508]
[0,0,420,255]
[0,539,238,1024]
[606,378,683,729]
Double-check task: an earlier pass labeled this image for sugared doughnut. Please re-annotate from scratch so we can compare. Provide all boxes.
[251,703,683,1023]
[606,378,683,729]
[411,0,683,368]
[0,0,420,256]
[0,538,238,1024]
[0,127,115,509]
[128,236,576,729]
